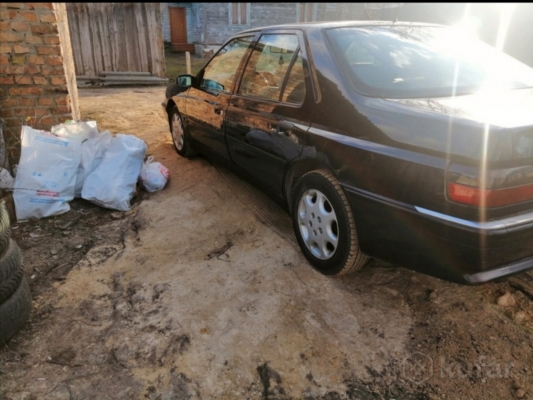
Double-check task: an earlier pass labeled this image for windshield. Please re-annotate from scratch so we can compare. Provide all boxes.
[326,25,533,98]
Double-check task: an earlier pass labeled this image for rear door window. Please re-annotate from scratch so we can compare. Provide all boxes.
[280,50,306,104]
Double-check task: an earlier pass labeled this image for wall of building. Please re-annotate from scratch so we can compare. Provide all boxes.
[204,3,299,45]
[0,2,78,152]
[161,2,171,43]
[317,3,365,21]
[161,3,204,45]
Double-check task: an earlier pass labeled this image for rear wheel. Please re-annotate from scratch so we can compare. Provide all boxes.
[170,106,196,158]
[291,170,368,275]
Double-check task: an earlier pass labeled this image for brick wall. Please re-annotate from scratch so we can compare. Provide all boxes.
[0,2,79,160]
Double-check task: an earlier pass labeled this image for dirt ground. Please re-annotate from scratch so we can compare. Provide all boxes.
[1,87,532,400]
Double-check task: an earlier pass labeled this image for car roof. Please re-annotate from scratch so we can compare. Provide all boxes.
[238,20,445,34]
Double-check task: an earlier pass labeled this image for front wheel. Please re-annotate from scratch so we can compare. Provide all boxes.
[291,170,368,275]
[170,106,196,157]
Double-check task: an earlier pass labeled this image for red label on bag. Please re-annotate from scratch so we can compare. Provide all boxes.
[159,165,170,179]
[36,190,60,197]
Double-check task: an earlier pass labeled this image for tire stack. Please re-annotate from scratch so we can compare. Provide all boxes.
[0,200,31,345]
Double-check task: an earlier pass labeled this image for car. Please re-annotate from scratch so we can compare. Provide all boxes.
[163,21,533,285]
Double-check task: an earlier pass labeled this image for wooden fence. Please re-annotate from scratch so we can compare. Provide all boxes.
[66,3,165,78]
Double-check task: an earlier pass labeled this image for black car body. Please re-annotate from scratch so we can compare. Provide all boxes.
[163,21,533,284]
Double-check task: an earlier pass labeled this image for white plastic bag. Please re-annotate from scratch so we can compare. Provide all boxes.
[82,134,147,211]
[14,126,82,220]
[52,120,99,141]
[139,156,170,193]
[74,130,113,197]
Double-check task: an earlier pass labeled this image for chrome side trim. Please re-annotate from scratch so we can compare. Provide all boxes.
[415,206,533,231]
[343,183,533,231]
[305,126,445,166]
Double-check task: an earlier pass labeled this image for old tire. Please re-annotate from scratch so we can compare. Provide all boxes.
[0,200,11,257]
[291,170,368,275]
[170,105,197,158]
[0,239,24,304]
[0,277,31,345]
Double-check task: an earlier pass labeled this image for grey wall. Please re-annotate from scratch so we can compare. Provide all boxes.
[203,3,297,45]
[161,2,204,44]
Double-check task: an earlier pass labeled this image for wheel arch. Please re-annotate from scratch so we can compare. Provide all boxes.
[166,99,177,129]
[284,156,336,214]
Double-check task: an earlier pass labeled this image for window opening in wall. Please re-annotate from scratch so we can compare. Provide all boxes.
[230,3,249,26]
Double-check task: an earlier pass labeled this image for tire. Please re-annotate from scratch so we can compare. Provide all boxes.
[170,105,197,157]
[0,239,24,304]
[0,277,31,345]
[291,170,368,275]
[0,200,11,257]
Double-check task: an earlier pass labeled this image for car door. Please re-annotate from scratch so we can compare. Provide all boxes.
[225,31,312,194]
[184,36,254,161]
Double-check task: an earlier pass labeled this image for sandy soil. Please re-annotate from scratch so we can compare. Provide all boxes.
[1,87,532,400]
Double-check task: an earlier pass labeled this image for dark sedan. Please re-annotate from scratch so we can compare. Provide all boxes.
[163,21,533,284]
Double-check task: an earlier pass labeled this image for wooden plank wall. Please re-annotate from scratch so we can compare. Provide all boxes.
[66,3,165,78]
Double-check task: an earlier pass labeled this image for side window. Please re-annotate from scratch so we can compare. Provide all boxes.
[238,34,299,102]
[201,36,253,93]
[281,51,306,104]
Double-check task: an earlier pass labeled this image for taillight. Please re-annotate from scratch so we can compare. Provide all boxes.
[448,182,533,207]
[447,165,533,207]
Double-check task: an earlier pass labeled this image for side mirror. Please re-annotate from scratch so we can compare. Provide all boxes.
[176,74,194,88]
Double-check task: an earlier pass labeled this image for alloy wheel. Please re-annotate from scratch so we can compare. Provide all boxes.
[297,189,339,260]
[171,112,184,151]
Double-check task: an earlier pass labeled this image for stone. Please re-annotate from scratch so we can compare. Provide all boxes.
[513,311,527,322]
[497,292,516,307]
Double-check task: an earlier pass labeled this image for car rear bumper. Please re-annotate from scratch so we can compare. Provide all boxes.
[343,184,533,284]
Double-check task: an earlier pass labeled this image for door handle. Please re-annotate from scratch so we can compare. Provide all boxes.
[213,106,223,115]
[278,121,294,131]
[270,126,289,136]
[270,121,294,136]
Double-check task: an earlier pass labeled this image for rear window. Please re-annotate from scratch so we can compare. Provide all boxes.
[326,26,533,98]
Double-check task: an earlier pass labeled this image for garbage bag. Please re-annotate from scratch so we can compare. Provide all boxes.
[14,126,82,220]
[52,120,99,141]
[139,156,170,192]
[82,134,147,211]
[74,130,113,197]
